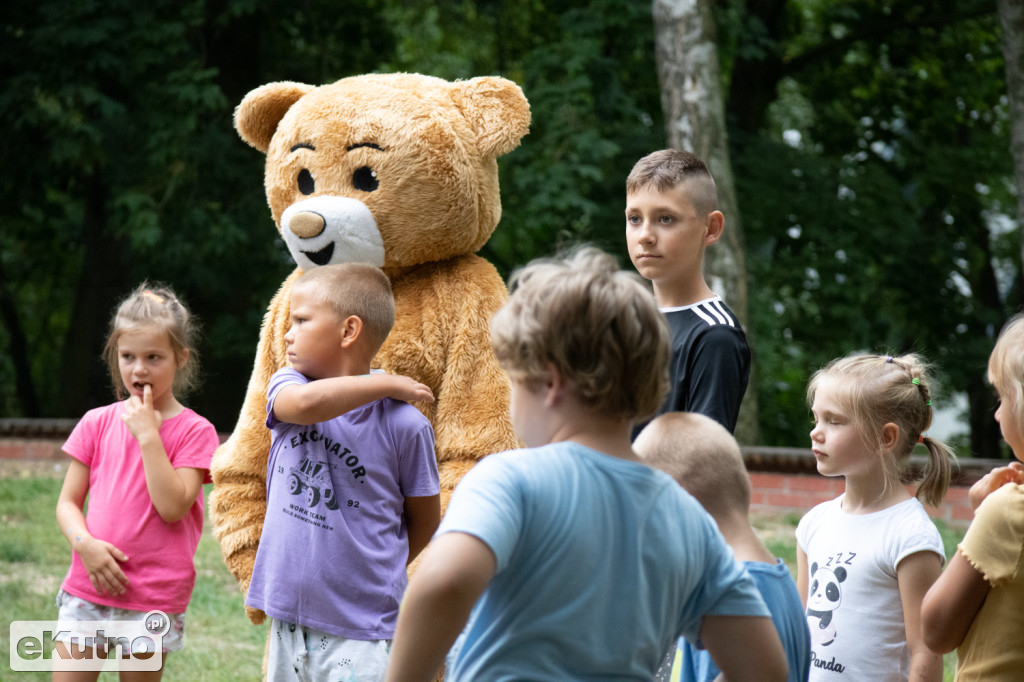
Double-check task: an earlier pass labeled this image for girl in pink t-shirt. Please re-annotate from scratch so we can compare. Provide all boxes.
[54,283,219,681]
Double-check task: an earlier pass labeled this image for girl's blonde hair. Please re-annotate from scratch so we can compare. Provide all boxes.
[807,353,954,507]
[491,246,670,422]
[103,283,200,399]
[989,314,1024,425]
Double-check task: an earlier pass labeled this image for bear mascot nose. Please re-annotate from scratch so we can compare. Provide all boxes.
[289,211,326,239]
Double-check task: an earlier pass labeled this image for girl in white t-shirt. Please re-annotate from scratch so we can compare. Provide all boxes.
[54,283,219,681]
[922,315,1024,681]
[796,353,955,682]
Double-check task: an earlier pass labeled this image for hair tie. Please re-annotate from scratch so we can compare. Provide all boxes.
[885,355,894,363]
[917,435,925,444]
[911,378,920,385]
[142,290,166,304]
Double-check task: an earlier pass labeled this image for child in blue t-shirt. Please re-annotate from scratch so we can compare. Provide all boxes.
[385,247,787,682]
[635,411,811,682]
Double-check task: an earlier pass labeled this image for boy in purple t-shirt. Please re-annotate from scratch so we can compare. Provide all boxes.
[245,263,440,682]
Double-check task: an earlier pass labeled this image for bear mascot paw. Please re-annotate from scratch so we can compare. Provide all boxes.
[208,72,529,624]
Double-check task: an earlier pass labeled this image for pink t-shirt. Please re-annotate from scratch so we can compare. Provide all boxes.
[60,402,218,613]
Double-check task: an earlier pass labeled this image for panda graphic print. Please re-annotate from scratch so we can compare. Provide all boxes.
[795,495,944,681]
[806,560,849,648]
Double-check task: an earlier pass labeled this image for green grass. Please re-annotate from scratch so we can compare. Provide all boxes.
[1,477,967,680]
[1,479,266,681]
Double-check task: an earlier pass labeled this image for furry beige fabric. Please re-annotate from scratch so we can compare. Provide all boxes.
[208,73,529,623]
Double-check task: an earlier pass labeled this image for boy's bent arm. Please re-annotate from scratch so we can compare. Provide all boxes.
[701,614,787,682]
[404,494,440,564]
[386,532,496,682]
[920,549,990,653]
[273,374,433,425]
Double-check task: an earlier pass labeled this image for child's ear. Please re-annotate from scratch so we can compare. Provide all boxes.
[881,422,900,451]
[704,211,725,245]
[339,315,363,348]
[543,362,565,407]
[177,349,190,370]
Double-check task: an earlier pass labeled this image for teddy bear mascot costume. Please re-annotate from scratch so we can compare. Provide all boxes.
[208,72,530,625]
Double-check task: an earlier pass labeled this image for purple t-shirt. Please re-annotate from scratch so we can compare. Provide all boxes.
[246,368,439,639]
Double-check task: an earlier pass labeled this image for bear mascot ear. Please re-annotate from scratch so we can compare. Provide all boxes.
[451,77,531,158]
[234,82,317,153]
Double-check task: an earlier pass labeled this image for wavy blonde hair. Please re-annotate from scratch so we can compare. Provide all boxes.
[491,246,670,422]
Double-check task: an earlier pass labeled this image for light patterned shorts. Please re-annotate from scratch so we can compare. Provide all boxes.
[54,590,186,652]
[268,618,391,682]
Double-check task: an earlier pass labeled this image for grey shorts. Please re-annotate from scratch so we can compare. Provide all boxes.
[54,590,186,652]
[267,618,391,682]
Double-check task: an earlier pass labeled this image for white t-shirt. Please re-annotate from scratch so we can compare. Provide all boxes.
[795,495,944,681]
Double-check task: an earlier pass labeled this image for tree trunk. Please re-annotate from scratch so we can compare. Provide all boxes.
[652,0,760,444]
[0,257,39,416]
[998,0,1024,275]
[58,173,130,417]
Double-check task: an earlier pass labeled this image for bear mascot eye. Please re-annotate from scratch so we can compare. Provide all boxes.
[352,166,379,192]
[297,169,315,195]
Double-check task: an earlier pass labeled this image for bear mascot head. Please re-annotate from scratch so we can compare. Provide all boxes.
[208,73,529,623]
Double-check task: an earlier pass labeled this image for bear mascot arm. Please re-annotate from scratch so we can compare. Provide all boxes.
[208,74,529,624]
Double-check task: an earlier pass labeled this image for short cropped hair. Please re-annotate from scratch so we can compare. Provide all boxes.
[989,314,1024,425]
[490,246,670,422]
[634,412,750,519]
[625,149,719,218]
[294,263,395,353]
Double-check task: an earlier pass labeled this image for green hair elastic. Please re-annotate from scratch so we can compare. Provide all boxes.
[910,378,931,405]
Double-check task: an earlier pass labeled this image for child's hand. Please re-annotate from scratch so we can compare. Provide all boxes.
[969,461,1024,510]
[385,375,435,404]
[77,537,130,596]
[121,384,163,441]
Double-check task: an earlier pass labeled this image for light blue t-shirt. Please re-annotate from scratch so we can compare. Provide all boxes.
[438,441,768,681]
[676,558,811,682]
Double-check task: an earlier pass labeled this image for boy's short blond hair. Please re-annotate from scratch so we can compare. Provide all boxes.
[634,412,750,519]
[490,246,670,422]
[625,148,719,218]
[295,263,395,353]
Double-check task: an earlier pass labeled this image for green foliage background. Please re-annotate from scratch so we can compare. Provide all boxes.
[1,0,1020,455]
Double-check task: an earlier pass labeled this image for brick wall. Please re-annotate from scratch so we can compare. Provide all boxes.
[0,423,999,527]
[749,470,975,527]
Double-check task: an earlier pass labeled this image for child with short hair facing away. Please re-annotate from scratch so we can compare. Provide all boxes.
[625,149,750,435]
[922,314,1024,681]
[796,353,954,682]
[635,412,811,682]
[55,284,219,680]
[244,263,440,682]
[385,247,787,682]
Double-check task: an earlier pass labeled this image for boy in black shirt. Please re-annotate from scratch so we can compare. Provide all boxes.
[625,149,750,435]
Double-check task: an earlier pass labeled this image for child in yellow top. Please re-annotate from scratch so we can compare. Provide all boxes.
[922,314,1024,681]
